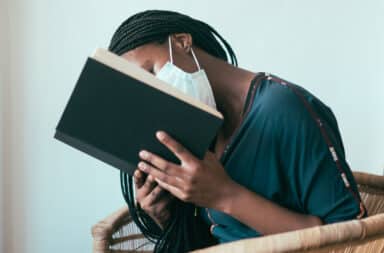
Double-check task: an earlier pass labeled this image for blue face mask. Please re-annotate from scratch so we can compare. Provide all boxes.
[156,36,217,109]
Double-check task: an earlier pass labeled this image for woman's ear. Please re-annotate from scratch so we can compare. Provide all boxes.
[171,33,193,53]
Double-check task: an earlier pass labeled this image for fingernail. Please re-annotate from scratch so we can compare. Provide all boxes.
[138,162,145,170]
[134,170,141,177]
[156,131,165,140]
[139,150,148,159]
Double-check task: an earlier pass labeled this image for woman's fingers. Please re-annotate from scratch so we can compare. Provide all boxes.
[141,189,173,222]
[151,194,173,220]
[133,169,145,189]
[155,131,196,165]
[138,161,185,190]
[138,150,186,179]
[145,185,173,205]
[135,174,157,201]
[154,178,186,201]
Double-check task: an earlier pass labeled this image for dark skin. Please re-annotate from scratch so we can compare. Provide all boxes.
[123,33,323,233]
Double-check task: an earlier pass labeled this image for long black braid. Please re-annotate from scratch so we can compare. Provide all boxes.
[110,10,238,253]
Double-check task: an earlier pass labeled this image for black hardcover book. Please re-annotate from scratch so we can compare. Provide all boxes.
[54,48,224,175]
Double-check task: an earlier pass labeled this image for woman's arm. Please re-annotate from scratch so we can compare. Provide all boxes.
[218,180,323,235]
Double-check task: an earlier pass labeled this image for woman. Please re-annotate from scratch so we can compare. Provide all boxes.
[110,10,367,253]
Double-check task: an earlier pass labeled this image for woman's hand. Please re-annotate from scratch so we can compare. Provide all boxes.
[133,168,174,229]
[137,131,239,212]
[137,131,323,235]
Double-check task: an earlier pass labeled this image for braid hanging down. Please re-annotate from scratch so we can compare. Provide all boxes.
[109,9,238,253]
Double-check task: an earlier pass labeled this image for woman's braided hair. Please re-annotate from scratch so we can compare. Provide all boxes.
[109,10,237,66]
[110,10,237,253]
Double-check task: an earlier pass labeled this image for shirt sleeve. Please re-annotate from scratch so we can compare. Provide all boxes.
[271,81,366,224]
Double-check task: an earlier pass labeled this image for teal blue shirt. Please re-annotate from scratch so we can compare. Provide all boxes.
[202,72,367,243]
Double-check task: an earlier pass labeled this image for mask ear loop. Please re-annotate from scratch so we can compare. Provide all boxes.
[168,36,173,64]
[190,47,201,71]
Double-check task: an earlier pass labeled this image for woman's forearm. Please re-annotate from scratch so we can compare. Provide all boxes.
[216,181,323,235]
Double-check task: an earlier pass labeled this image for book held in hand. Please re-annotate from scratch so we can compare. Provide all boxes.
[54,48,224,175]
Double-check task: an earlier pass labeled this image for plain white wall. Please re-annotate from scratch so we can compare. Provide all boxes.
[2,0,383,252]
[0,0,10,250]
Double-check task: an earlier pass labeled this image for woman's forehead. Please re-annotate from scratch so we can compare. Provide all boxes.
[120,43,168,72]
[121,43,165,63]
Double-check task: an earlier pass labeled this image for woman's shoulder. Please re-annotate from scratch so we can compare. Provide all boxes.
[250,73,335,125]
[245,73,344,148]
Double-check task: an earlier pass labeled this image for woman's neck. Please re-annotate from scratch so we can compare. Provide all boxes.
[195,48,257,138]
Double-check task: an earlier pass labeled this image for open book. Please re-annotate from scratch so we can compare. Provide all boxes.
[54,48,224,175]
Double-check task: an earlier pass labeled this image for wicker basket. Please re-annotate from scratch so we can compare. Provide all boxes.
[92,171,384,253]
